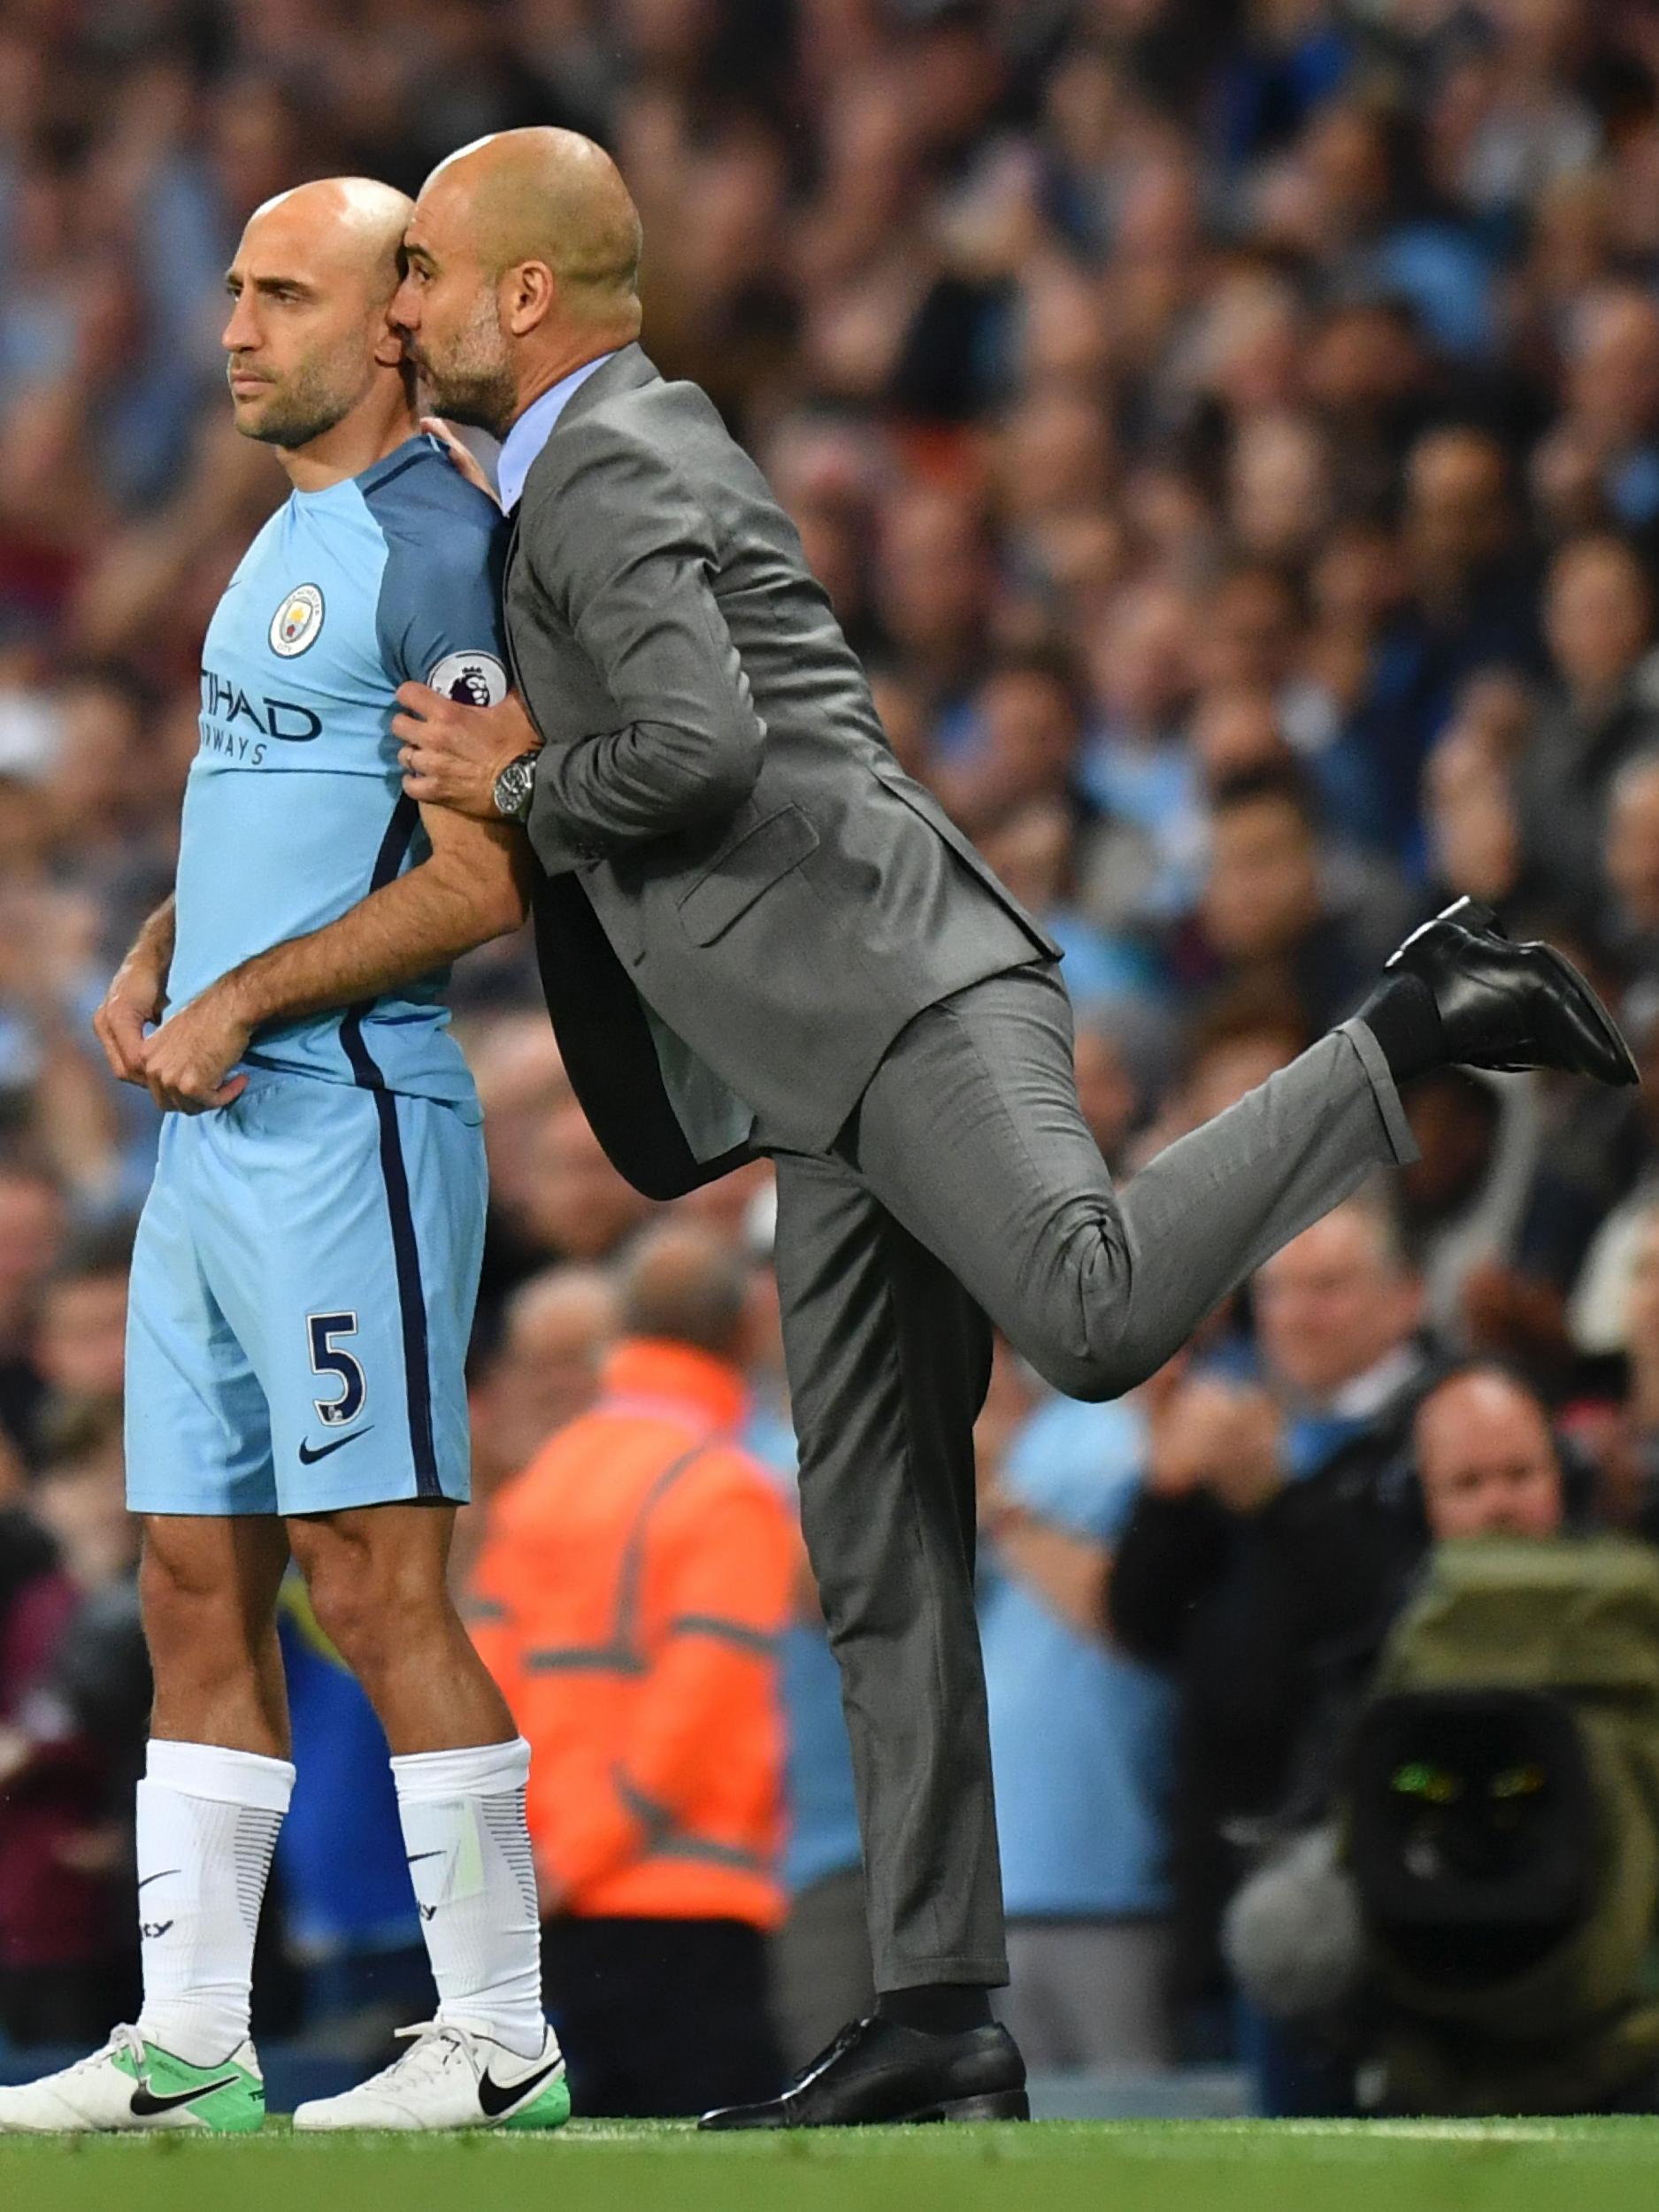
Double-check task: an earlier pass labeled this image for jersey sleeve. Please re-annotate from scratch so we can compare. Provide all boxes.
[368,459,511,707]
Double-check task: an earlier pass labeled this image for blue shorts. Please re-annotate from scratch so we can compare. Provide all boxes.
[126,1070,487,1517]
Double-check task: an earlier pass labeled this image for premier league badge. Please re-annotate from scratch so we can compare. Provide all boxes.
[427,650,509,706]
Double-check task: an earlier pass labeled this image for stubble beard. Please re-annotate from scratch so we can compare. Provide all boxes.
[231,347,371,451]
[415,294,518,441]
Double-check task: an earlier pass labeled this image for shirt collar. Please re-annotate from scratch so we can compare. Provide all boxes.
[1326,1342,1425,1421]
[599,1340,750,1437]
[496,351,618,513]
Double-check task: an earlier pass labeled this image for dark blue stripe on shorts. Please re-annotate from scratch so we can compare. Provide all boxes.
[341,795,442,1500]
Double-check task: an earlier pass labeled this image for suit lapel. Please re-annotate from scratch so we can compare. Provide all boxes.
[516,344,662,515]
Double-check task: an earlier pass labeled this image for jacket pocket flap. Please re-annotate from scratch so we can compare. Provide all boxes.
[676,805,820,945]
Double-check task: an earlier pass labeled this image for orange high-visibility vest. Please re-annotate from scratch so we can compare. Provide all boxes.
[467,1339,794,1926]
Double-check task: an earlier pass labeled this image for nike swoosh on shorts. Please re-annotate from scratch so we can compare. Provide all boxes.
[297,1426,375,1465]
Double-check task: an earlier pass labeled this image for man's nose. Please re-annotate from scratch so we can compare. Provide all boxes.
[222,299,258,352]
[389,280,418,330]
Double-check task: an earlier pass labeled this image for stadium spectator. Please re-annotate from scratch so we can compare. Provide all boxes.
[0,1162,64,1471]
[460,1263,620,1590]
[1109,1200,1431,2024]
[1221,1364,1592,2116]
[29,1224,134,1425]
[0,1399,144,2049]
[469,1224,793,2117]
[977,1346,1179,2070]
[1171,768,1384,1034]
[1517,533,1659,925]
[1412,1365,1569,1543]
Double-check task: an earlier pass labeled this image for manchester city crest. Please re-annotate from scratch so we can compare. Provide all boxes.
[270,583,325,657]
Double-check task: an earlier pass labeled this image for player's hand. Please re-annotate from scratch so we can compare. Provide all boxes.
[93,953,167,1087]
[419,417,500,507]
[395,683,541,821]
[136,984,250,1115]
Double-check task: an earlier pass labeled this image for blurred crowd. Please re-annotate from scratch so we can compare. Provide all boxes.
[15,0,1659,2116]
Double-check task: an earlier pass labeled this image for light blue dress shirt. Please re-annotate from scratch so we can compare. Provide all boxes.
[495,351,618,513]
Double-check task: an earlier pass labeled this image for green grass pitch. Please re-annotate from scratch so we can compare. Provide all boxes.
[8,2118,1659,2212]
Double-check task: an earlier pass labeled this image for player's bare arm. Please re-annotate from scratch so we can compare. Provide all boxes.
[93,895,176,1086]
[137,808,532,1113]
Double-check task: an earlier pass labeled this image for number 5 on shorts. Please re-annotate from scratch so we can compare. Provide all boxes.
[308,1311,366,1428]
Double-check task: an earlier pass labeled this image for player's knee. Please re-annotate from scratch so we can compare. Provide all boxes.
[138,1540,251,1679]
[296,1537,447,1679]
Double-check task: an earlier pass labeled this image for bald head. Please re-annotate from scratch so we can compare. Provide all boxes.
[618,1224,749,1362]
[1414,1368,1564,1543]
[224,173,415,456]
[431,130,641,303]
[248,176,413,277]
[505,1263,620,1365]
[395,129,644,439]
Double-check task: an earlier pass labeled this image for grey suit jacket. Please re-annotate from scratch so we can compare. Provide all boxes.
[506,344,1053,1195]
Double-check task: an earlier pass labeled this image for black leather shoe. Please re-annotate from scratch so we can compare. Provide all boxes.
[697,2016,1029,2129]
[1386,896,1638,1086]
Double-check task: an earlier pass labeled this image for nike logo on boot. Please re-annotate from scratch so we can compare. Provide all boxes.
[478,2057,561,2118]
[130,2072,240,2117]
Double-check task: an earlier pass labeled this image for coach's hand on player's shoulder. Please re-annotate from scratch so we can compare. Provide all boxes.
[93,951,168,1087]
[419,416,499,507]
[135,983,250,1115]
[394,683,541,821]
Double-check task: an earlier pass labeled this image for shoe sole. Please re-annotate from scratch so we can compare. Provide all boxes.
[922,2088,1030,2122]
[699,2085,1032,2131]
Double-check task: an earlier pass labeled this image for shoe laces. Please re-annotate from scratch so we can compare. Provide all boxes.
[60,2024,147,2082]
[363,2020,479,2093]
[795,2016,869,2089]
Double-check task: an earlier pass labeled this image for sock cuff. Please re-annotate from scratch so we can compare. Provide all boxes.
[144,1738,296,1812]
[391,1735,531,1803]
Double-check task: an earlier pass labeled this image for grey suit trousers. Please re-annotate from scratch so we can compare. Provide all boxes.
[768,960,1415,1993]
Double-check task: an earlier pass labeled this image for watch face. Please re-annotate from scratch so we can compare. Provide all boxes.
[497,757,534,819]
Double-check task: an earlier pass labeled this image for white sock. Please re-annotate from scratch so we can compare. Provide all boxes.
[392,1736,545,2060]
[134,1739,295,2065]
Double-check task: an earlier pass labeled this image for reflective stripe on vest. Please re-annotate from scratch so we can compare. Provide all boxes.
[522,1438,710,1677]
[614,1771,772,1878]
[665,1614,779,1658]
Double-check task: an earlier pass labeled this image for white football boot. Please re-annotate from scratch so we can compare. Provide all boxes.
[292,2019,570,2131]
[0,2024,265,2132]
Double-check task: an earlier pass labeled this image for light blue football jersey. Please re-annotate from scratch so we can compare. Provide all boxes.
[167,434,510,1117]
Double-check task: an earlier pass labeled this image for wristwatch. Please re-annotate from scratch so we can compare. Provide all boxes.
[492,748,541,824]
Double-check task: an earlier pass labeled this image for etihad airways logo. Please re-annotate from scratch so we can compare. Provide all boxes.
[198,667,322,764]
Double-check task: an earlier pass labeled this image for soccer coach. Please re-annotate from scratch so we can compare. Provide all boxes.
[388,128,1634,2128]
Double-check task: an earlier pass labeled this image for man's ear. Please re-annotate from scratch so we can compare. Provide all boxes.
[373,316,407,369]
[503,260,557,339]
